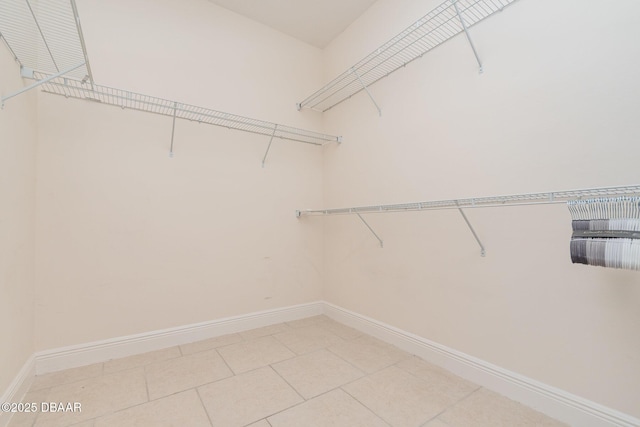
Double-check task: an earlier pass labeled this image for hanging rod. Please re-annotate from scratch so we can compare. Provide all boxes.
[296,0,517,113]
[0,0,92,83]
[296,185,640,216]
[32,72,341,146]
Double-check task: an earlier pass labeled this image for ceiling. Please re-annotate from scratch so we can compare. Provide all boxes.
[207,0,378,49]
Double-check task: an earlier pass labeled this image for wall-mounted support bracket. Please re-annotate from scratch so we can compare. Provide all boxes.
[70,0,94,88]
[456,203,486,256]
[1,62,85,109]
[351,68,382,117]
[356,213,384,248]
[451,0,484,74]
[169,102,178,158]
[262,124,278,168]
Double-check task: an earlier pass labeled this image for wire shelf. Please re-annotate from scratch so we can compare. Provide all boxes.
[0,0,92,81]
[297,0,517,112]
[34,72,341,146]
[297,185,640,216]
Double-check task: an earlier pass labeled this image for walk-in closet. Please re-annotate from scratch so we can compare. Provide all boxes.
[1,0,639,426]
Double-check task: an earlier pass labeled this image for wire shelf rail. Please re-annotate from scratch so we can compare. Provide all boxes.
[298,185,640,255]
[34,72,341,146]
[297,185,640,216]
[297,0,517,113]
[0,0,92,82]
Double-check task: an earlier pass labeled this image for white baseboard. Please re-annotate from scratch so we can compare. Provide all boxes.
[323,302,640,427]
[0,354,35,427]
[6,300,636,427]
[35,301,323,375]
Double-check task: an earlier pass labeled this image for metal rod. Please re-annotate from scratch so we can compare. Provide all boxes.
[70,0,94,86]
[262,125,278,168]
[169,102,177,158]
[297,185,640,216]
[457,205,486,257]
[356,213,384,248]
[24,0,60,72]
[452,0,483,73]
[0,33,19,62]
[351,68,382,117]
[1,62,85,108]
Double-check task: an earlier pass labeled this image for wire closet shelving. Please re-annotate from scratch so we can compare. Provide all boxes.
[0,0,92,82]
[297,185,640,216]
[297,0,517,113]
[296,185,640,255]
[0,0,340,161]
[34,72,341,147]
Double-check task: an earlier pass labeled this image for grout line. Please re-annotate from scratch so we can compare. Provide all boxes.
[424,385,482,425]
[420,414,453,427]
[323,346,369,375]
[214,348,236,377]
[390,356,482,401]
[268,365,305,402]
[195,387,215,427]
[340,386,393,427]
[143,367,150,402]
[258,386,337,421]
[179,334,245,356]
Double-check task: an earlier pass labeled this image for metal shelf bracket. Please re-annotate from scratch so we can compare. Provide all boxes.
[451,0,483,74]
[456,202,485,256]
[1,62,85,109]
[262,124,278,168]
[351,68,382,117]
[357,213,384,248]
[169,102,178,158]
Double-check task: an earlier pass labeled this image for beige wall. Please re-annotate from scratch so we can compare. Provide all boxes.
[34,0,326,350]
[4,0,640,420]
[0,44,37,394]
[321,0,640,418]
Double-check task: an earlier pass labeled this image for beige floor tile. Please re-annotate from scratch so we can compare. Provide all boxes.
[94,389,210,427]
[285,315,329,329]
[274,326,345,355]
[396,357,479,399]
[6,388,51,427]
[198,366,303,427]
[31,363,103,391]
[423,420,450,427]
[272,349,364,399]
[328,335,411,373]
[344,365,463,426]
[67,421,94,427]
[439,388,568,427]
[318,320,363,340]
[145,349,233,400]
[180,333,243,355]
[217,336,295,374]
[33,368,147,427]
[6,409,39,427]
[246,420,271,427]
[103,347,181,374]
[240,323,292,340]
[268,389,387,427]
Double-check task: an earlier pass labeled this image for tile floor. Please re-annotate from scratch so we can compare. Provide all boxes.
[7,315,568,427]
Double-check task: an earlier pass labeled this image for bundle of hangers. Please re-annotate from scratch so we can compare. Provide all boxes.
[567,197,640,270]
